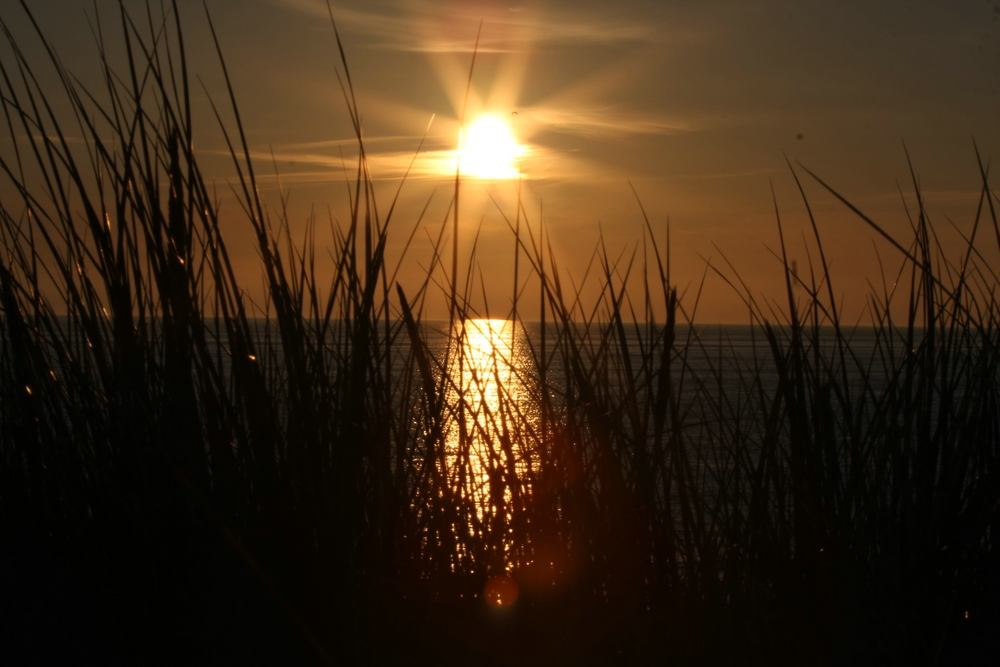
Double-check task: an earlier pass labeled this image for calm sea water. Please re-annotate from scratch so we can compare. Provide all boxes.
[219,318,894,417]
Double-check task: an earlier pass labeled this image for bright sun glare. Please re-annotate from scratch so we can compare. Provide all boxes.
[458,115,526,180]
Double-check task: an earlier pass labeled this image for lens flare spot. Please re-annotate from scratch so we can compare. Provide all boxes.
[484,573,519,608]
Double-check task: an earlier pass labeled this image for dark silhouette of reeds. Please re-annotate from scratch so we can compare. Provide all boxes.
[1,2,998,664]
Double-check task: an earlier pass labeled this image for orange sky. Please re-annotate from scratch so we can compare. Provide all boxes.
[6,0,1000,322]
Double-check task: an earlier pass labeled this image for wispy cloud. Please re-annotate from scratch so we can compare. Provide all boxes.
[524,106,694,139]
[225,101,697,186]
[217,139,604,185]
[271,0,672,53]
[228,144,458,182]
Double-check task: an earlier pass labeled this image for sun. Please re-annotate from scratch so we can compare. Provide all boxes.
[458,115,526,180]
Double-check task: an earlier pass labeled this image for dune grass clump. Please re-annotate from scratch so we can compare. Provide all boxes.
[0,2,998,664]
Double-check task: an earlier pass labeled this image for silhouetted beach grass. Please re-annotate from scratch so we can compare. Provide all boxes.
[1,2,998,664]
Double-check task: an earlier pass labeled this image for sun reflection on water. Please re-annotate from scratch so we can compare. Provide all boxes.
[443,318,536,571]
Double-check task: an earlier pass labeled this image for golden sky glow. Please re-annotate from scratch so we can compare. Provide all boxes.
[10,0,1000,322]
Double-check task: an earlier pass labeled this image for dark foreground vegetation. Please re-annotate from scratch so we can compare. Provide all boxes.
[1,2,999,664]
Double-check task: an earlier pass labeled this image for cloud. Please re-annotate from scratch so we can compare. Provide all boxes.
[524,106,694,139]
[217,138,602,185]
[271,0,669,53]
[225,143,457,183]
[224,102,697,188]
